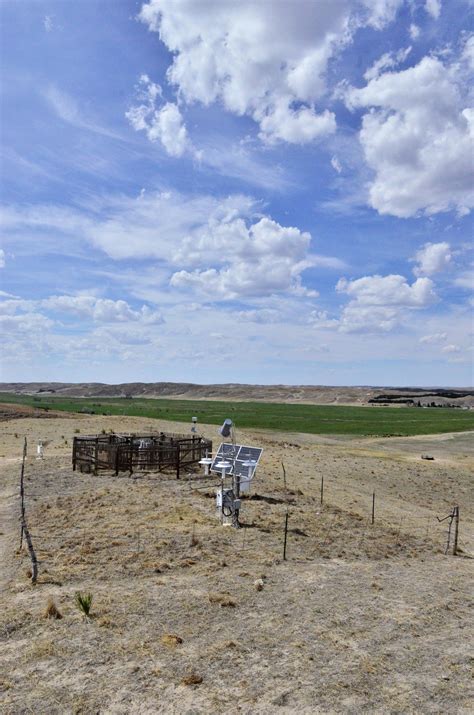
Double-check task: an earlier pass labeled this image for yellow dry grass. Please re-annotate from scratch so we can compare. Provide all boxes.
[0,413,473,714]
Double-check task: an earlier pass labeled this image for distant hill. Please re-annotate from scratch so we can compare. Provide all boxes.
[0,382,473,407]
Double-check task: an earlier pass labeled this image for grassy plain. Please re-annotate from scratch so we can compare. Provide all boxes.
[0,392,473,436]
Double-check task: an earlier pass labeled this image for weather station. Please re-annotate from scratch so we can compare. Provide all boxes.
[212,418,263,527]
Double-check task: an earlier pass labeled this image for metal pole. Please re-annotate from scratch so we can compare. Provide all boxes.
[320,475,324,506]
[232,469,240,528]
[371,491,375,525]
[283,512,289,561]
[453,506,459,556]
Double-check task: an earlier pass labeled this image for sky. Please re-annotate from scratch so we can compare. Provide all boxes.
[0,0,473,387]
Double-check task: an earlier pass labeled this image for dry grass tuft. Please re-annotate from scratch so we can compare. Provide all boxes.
[44,598,62,620]
[181,672,203,686]
[208,592,237,607]
[97,616,113,628]
[161,633,183,647]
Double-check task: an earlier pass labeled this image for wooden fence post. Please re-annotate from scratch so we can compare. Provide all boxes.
[19,437,27,549]
[94,438,98,476]
[22,520,38,584]
[18,437,38,584]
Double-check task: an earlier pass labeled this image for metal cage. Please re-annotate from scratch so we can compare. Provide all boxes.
[72,432,212,478]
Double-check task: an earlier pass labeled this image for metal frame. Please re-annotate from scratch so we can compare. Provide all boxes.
[72,432,212,479]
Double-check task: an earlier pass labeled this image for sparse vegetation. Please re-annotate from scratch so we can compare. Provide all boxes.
[0,411,472,713]
[75,592,93,617]
[208,592,237,607]
[161,634,183,647]
[181,672,203,685]
[44,598,62,620]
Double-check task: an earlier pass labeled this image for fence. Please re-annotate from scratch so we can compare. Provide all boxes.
[72,432,212,478]
[14,445,468,586]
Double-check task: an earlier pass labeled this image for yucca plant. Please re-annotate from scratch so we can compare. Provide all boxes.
[75,591,93,617]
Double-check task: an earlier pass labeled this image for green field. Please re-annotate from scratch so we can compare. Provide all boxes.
[1,392,473,437]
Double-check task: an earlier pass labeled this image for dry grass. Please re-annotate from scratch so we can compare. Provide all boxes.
[0,413,473,714]
[181,672,203,686]
[44,598,62,620]
[161,634,183,647]
[208,592,237,607]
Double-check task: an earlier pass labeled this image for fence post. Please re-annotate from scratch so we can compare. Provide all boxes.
[371,491,375,525]
[23,520,38,584]
[72,437,76,471]
[281,461,287,493]
[19,437,27,549]
[94,438,98,476]
[320,475,324,506]
[453,506,459,556]
[283,512,289,561]
[18,438,38,584]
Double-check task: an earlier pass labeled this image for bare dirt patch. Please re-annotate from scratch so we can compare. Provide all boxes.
[0,414,472,714]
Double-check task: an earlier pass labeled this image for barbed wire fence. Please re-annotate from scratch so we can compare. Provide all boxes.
[11,449,471,585]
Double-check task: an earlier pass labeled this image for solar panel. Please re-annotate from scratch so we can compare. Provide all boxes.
[211,443,239,472]
[211,443,263,478]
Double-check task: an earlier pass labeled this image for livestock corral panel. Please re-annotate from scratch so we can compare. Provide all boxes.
[72,433,212,478]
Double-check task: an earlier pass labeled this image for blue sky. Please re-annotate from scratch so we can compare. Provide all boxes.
[0,0,473,386]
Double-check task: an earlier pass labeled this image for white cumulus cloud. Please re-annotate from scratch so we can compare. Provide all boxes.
[336,273,437,332]
[137,0,401,146]
[413,242,452,276]
[2,190,343,302]
[346,55,474,217]
[170,216,317,299]
[41,295,163,324]
[126,75,191,157]
[425,0,442,19]
[336,274,437,307]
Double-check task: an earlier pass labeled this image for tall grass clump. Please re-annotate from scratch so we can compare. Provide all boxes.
[75,592,93,617]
